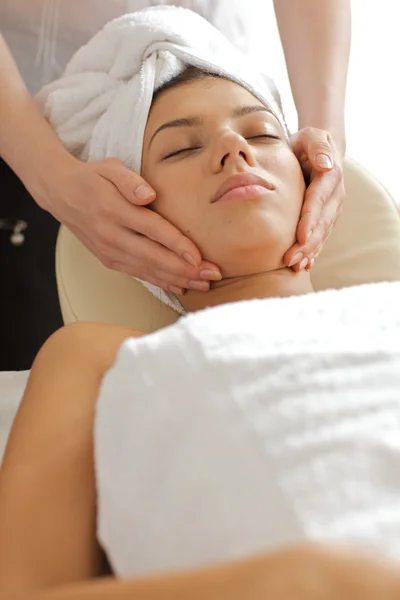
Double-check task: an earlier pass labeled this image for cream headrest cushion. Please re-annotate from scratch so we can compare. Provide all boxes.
[56,158,400,332]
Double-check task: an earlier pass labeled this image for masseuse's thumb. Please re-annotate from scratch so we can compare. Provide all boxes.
[306,132,335,173]
[96,158,156,205]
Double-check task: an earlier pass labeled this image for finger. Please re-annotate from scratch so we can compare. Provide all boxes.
[296,201,339,264]
[284,190,339,271]
[95,158,156,206]
[108,253,212,292]
[305,187,342,258]
[108,262,187,296]
[70,220,194,283]
[296,169,338,245]
[118,203,204,268]
[112,231,220,286]
[108,264,188,296]
[305,258,315,272]
[296,222,327,264]
[70,223,190,291]
[290,224,331,274]
[311,243,324,262]
[304,131,335,173]
[75,215,220,287]
[283,241,303,269]
[291,256,308,273]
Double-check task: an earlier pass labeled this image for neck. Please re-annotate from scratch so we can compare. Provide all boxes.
[181,267,314,313]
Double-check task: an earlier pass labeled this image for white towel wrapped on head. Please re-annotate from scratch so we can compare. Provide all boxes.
[36,5,287,314]
[36,5,287,172]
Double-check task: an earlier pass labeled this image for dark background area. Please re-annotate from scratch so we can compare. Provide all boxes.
[0,158,63,370]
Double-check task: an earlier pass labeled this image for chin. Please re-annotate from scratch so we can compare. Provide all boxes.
[213,248,286,278]
[199,222,298,276]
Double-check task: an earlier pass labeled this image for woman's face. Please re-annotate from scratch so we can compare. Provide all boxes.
[142,77,305,277]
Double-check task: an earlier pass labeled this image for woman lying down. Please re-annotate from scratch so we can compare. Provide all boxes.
[1,6,400,600]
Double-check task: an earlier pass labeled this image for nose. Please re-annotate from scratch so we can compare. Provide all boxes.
[211,130,256,172]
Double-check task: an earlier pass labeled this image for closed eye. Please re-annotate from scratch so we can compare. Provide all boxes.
[247,134,280,140]
[163,134,279,159]
[163,147,201,159]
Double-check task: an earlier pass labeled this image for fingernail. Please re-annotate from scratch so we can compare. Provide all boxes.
[315,154,333,169]
[288,252,303,267]
[305,258,315,271]
[135,184,155,200]
[183,252,198,267]
[189,280,210,291]
[200,269,222,281]
[168,285,184,296]
[299,257,309,270]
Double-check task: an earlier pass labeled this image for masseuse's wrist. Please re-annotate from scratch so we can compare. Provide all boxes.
[298,112,346,158]
[0,84,78,215]
[23,146,77,214]
[323,126,346,159]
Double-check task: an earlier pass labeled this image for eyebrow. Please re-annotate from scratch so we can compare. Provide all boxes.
[148,105,273,149]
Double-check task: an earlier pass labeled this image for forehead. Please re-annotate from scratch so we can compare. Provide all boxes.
[147,77,266,127]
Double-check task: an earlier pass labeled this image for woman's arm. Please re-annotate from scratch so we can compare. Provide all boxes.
[25,543,400,600]
[1,328,400,600]
[0,322,142,598]
[273,0,351,154]
[274,0,350,270]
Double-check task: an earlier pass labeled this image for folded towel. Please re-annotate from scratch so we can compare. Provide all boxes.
[36,6,287,314]
[95,281,400,577]
[36,6,286,170]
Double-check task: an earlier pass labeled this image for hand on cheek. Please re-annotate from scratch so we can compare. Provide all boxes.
[283,127,345,272]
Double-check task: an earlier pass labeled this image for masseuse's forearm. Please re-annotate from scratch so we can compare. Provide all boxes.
[273,0,351,153]
[0,33,74,209]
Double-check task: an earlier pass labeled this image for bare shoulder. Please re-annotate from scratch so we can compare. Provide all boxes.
[45,321,144,348]
[33,322,145,374]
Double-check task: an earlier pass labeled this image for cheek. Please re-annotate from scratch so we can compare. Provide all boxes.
[149,173,200,237]
[292,163,306,213]
[274,151,306,205]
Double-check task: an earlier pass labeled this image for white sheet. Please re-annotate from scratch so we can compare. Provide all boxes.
[0,371,29,464]
[95,282,400,578]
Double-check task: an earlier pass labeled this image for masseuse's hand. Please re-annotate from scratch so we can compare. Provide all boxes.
[283,127,345,272]
[44,156,221,295]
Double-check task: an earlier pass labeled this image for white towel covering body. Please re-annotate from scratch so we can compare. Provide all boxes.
[95,281,400,577]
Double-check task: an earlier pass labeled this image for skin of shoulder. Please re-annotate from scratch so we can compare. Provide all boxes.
[33,322,145,377]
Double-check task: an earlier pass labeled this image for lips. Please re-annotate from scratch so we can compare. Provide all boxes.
[212,173,275,204]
